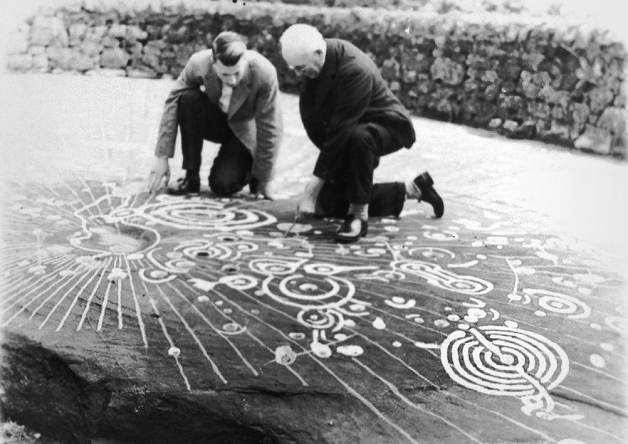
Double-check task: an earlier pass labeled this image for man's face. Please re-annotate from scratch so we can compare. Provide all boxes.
[214,57,246,87]
[282,48,324,79]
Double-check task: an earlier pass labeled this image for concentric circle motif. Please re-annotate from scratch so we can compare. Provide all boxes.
[522,289,591,319]
[441,325,569,399]
[137,197,277,231]
[262,275,355,309]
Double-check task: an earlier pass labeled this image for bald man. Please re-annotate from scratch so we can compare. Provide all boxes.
[279,24,443,243]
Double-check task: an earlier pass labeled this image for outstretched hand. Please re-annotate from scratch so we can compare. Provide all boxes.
[251,179,277,201]
[148,156,170,194]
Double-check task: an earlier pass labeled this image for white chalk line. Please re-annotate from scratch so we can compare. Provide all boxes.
[0,256,76,310]
[353,357,483,443]
[37,263,102,330]
[56,259,112,332]
[76,257,114,331]
[172,280,259,377]
[122,255,148,347]
[149,297,191,392]
[151,283,228,385]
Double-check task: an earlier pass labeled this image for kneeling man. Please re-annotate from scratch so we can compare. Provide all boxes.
[279,24,444,243]
[148,31,282,199]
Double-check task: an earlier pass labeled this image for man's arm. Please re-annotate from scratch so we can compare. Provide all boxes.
[313,69,372,180]
[154,52,207,158]
[252,64,283,189]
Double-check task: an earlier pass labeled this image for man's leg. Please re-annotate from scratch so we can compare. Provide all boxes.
[170,89,231,194]
[209,135,253,197]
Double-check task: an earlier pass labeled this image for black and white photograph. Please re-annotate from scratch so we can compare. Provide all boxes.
[1,0,626,442]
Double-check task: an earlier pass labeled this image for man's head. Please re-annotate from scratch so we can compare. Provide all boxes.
[212,31,248,87]
[279,24,326,79]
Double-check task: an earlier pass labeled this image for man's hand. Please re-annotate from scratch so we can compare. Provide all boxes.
[148,156,170,194]
[251,179,277,201]
[296,175,326,221]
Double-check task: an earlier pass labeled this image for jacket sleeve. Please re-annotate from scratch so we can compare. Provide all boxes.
[154,53,205,158]
[252,66,283,182]
[313,68,372,180]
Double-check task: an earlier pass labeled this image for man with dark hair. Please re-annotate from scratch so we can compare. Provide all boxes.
[148,31,282,199]
[279,24,444,243]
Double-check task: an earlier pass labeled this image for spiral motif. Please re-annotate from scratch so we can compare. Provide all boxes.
[441,326,569,397]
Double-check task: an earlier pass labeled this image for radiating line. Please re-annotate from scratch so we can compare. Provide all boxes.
[55,259,111,331]
[117,274,123,329]
[571,362,625,384]
[169,281,259,377]
[73,173,105,217]
[23,266,98,329]
[64,182,95,218]
[310,354,419,444]
[149,297,191,391]
[76,257,113,331]
[558,386,627,415]
[353,357,483,443]
[123,255,148,347]
[152,284,228,384]
[98,279,114,331]
[0,257,76,311]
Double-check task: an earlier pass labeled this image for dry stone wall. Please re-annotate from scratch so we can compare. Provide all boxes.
[6,0,627,157]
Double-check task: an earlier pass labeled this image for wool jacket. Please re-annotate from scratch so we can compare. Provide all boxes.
[299,39,416,180]
[155,49,283,182]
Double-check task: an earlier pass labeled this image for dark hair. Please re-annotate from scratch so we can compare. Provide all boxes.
[212,32,246,66]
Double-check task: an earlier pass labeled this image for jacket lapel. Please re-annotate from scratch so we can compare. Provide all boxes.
[205,51,221,103]
[228,55,253,118]
[315,41,336,111]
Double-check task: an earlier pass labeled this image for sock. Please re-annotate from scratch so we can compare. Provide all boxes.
[405,178,422,200]
[348,203,369,221]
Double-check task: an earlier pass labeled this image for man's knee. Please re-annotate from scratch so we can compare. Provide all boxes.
[346,125,376,155]
[178,89,206,110]
[209,174,246,197]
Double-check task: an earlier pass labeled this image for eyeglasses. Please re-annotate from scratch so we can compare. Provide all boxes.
[290,64,306,73]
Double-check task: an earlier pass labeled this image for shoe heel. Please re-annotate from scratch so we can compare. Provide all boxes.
[423,172,434,186]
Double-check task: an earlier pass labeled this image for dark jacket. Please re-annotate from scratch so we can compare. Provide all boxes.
[300,39,416,180]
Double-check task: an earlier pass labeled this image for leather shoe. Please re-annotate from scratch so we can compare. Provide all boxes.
[167,176,200,195]
[413,171,444,218]
[334,215,368,243]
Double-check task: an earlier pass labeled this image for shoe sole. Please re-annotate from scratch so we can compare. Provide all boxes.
[334,230,368,243]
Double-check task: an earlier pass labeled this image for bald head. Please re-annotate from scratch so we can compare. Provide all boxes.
[280,24,326,79]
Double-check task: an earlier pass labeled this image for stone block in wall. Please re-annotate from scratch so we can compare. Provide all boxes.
[78,41,102,57]
[570,102,590,135]
[100,48,130,69]
[29,46,46,56]
[430,57,465,85]
[574,125,612,154]
[102,37,121,48]
[588,86,615,114]
[46,46,73,70]
[68,22,88,44]
[127,68,158,79]
[521,52,545,72]
[31,53,49,72]
[30,16,69,47]
[85,68,127,77]
[108,24,128,39]
[7,54,33,71]
[596,107,627,140]
[6,30,30,55]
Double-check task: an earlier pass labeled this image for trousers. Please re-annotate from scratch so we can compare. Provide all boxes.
[178,89,253,196]
[318,122,406,218]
